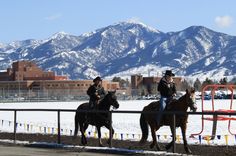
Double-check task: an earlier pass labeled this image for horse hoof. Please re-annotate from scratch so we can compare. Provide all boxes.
[150,143,154,149]
[81,140,87,145]
[156,145,162,151]
[107,140,112,145]
[81,142,85,146]
[185,148,192,154]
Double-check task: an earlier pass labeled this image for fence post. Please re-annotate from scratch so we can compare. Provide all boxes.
[172,113,176,153]
[57,110,61,144]
[211,114,217,140]
[13,110,17,144]
[109,111,112,148]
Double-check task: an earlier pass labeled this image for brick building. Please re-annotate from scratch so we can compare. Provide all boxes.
[131,74,183,96]
[0,60,67,81]
[0,61,120,100]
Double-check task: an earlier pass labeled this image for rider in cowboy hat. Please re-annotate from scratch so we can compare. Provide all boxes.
[87,76,106,109]
[156,70,176,125]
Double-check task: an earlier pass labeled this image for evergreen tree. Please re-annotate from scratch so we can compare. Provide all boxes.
[219,77,228,85]
[179,79,191,91]
[202,78,213,88]
[194,78,202,91]
[112,77,130,88]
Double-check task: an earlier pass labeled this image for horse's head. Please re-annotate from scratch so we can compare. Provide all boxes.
[106,91,119,109]
[185,88,197,112]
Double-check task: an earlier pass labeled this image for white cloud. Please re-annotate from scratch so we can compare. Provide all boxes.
[44,14,62,21]
[215,15,234,28]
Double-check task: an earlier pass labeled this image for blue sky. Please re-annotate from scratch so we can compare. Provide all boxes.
[0,0,235,43]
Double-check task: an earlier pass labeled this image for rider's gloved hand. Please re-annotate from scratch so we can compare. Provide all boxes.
[96,95,100,100]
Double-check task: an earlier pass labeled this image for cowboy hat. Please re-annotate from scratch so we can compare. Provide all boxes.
[165,70,175,76]
[93,76,102,82]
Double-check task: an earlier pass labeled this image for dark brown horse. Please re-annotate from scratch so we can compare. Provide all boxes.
[139,88,197,154]
[73,91,119,146]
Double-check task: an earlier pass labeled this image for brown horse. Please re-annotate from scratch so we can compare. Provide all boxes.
[139,88,197,154]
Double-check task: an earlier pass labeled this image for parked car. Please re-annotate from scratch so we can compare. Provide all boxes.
[204,95,211,100]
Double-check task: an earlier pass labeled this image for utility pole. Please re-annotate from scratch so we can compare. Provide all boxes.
[18,80,20,101]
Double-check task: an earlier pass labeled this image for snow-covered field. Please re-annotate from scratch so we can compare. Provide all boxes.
[0,99,236,146]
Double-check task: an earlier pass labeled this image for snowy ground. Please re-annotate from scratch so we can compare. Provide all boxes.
[0,99,236,146]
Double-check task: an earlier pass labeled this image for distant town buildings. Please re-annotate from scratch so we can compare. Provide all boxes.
[0,60,190,100]
[0,60,68,81]
[0,60,120,100]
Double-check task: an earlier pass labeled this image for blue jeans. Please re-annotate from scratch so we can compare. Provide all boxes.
[156,96,167,125]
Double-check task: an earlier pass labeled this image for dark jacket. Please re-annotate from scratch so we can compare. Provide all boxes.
[87,84,106,102]
[158,77,176,97]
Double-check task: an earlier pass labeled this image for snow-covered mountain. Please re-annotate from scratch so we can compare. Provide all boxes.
[0,21,236,81]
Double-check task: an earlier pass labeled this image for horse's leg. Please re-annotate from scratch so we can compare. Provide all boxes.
[73,112,79,139]
[150,126,161,151]
[165,125,175,151]
[82,123,89,145]
[104,124,114,145]
[80,122,87,145]
[181,124,192,154]
[96,126,103,147]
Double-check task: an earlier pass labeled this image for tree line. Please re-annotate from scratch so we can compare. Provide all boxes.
[194,77,236,91]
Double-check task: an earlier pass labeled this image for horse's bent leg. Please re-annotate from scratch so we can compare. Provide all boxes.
[96,126,103,147]
[150,126,161,151]
[181,124,192,154]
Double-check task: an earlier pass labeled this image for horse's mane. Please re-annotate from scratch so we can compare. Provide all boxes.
[169,94,188,111]
[97,93,111,110]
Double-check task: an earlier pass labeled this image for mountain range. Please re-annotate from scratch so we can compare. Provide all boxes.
[0,21,236,81]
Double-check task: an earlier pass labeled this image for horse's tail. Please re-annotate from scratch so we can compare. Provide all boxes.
[73,110,79,138]
[139,112,148,144]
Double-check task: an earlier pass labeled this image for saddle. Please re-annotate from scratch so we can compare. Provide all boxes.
[152,98,176,111]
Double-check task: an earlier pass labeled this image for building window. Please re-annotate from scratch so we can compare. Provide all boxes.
[77,84,80,86]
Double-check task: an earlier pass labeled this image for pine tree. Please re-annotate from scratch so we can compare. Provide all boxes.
[219,77,228,85]
[202,78,213,88]
[112,77,129,88]
[180,79,191,91]
[194,78,202,91]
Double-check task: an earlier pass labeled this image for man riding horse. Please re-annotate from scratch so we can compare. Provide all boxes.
[156,70,176,126]
[87,76,106,109]
[74,76,119,146]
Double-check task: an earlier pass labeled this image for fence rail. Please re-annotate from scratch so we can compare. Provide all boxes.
[0,108,236,153]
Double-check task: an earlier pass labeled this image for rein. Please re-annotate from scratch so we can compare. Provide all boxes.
[170,94,189,112]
